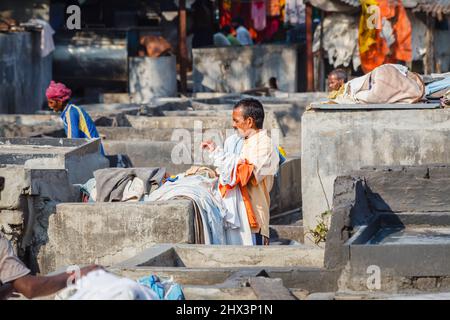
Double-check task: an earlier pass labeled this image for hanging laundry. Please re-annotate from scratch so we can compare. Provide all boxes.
[359,0,412,73]
[220,0,233,28]
[284,0,305,25]
[313,13,361,71]
[409,13,427,61]
[251,1,267,31]
[28,19,55,57]
[267,0,281,16]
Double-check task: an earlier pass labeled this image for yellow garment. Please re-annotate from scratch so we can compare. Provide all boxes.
[240,130,279,238]
[328,84,346,100]
[359,0,380,54]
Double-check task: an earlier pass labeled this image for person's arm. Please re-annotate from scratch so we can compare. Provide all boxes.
[66,107,81,138]
[12,273,70,299]
[11,265,101,299]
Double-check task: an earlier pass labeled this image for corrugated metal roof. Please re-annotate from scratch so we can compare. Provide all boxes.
[331,0,450,16]
[412,0,450,17]
[337,0,361,6]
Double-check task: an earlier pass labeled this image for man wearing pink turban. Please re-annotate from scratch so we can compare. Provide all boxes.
[46,81,104,155]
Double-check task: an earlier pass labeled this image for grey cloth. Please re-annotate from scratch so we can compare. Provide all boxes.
[94,168,166,202]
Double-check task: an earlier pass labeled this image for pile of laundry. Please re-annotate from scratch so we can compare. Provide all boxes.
[144,166,232,245]
[79,167,166,203]
[56,270,184,300]
[423,73,450,107]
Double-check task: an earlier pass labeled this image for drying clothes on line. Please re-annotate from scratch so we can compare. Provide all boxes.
[332,64,424,104]
[267,0,281,16]
[359,0,412,73]
[251,1,267,31]
[28,19,55,57]
[144,174,229,245]
[284,0,305,25]
[138,275,185,300]
[313,13,361,71]
[56,270,159,300]
[409,13,427,61]
[94,168,166,202]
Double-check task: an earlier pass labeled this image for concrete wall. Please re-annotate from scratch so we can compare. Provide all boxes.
[103,140,192,174]
[270,158,302,215]
[326,165,450,292]
[302,109,450,244]
[129,56,177,103]
[38,200,195,274]
[193,44,298,93]
[0,31,52,114]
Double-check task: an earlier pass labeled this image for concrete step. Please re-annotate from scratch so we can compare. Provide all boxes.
[269,223,304,244]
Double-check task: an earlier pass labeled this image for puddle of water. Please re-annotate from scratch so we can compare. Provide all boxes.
[368,226,450,245]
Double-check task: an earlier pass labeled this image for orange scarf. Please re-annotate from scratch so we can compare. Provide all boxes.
[219,160,259,229]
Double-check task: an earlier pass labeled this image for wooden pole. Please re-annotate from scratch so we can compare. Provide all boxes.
[424,14,435,75]
[318,10,325,91]
[178,0,188,94]
[306,2,314,92]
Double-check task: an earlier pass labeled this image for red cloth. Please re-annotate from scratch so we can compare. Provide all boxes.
[46,80,72,102]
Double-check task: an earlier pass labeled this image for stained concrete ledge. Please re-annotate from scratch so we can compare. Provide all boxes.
[114,244,325,269]
[38,200,195,274]
[0,138,108,185]
[326,165,450,293]
[302,108,450,243]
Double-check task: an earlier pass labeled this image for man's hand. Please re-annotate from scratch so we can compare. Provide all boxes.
[200,140,217,152]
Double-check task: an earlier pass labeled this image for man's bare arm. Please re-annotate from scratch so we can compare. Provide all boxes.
[11,265,101,299]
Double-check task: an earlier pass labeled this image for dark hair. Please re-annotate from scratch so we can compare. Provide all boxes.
[329,68,348,82]
[222,25,232,35]
[233,98,265,129]
[232,17,244,26]
[269,77,278,89]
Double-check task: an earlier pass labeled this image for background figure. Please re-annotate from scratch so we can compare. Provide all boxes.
[222,25,242,46]
[327,68,348,92]
[231,17,253,45]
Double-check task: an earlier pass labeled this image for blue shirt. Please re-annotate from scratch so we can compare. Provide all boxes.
[61,102,105,155]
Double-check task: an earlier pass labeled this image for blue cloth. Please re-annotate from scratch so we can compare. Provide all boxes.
[61,102,105,155]
[426,77,450,96]
[138,275,185,300]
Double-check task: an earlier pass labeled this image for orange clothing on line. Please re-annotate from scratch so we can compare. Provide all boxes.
[359,0,412,73]
[219,161,259,229]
